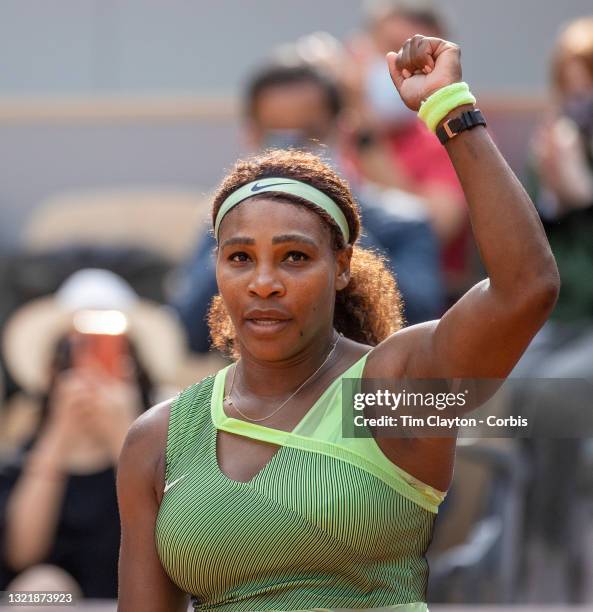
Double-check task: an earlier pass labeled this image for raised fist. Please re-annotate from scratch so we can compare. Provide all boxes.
[386,35,462,111]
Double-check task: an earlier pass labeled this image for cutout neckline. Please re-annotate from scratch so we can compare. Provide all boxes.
[214,350,371,437]
[211,350,370,485]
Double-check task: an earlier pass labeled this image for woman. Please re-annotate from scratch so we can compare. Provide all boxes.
[117,36,559,611]
[0,269,184,598]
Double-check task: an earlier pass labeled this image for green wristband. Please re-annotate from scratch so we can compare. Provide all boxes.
[418,82,476,133]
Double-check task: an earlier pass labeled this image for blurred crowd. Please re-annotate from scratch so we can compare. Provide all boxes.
[0,0,592,605]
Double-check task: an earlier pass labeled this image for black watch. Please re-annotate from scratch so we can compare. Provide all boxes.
[436,108,486,145]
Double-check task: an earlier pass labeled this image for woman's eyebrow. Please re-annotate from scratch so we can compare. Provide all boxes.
[220,236,255,248]
[220,234,318,248]
[271,234,317,247]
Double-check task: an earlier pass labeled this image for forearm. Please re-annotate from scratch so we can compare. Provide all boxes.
[4,434,67,570]
[387,36,561,379]
[443,105,559,298]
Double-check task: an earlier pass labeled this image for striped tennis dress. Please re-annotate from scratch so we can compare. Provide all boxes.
[155,353,447,611]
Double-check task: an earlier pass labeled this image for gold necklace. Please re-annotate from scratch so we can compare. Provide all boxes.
[224,331,342,423]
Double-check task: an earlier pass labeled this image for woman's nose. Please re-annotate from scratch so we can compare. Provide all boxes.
[247,264,285,298]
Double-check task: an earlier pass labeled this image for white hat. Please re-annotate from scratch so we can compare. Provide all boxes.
[2,269,187,394]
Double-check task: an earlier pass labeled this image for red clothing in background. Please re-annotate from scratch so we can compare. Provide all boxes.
[387,119,470,285]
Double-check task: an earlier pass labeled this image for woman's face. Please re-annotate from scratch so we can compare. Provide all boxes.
[216,197,351,361]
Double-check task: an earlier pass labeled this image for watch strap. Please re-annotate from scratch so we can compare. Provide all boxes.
[436,109,487,144]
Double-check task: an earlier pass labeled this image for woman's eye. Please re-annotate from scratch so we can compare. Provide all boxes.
[229,252,250,263]
[285,251,309,263]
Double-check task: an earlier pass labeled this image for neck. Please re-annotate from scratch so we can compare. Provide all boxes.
[234,327,340,400]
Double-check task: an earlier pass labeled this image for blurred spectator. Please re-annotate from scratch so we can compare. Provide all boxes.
[512,16,593,602]
[172,60,445,352]
[0,269,185,598]
[340,0,472,299]
[0,244,176,402]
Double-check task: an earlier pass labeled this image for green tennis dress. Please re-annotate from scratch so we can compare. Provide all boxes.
[155,352,447,611]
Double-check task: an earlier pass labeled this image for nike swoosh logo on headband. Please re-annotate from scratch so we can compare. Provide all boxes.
[251,181,295,192]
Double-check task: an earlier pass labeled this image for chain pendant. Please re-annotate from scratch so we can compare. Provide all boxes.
[224,331,342,422]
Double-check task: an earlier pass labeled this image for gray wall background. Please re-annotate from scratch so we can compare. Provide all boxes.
[0,1,591,248]
[1,0,589,95]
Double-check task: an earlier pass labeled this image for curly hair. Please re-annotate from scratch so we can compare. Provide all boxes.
[207,149,403,358]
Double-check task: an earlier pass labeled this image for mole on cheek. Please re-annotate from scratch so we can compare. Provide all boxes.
[299,330,304,337]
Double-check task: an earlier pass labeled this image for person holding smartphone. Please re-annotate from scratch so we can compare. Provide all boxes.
[0,269,183,599]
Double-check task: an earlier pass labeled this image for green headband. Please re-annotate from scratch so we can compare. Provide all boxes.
[214,177,350,243]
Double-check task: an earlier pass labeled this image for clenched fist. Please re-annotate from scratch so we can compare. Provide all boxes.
[386,35,462,111]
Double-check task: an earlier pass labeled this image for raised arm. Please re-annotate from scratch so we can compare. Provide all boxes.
[377,36,560,379]
[116,401,188,612]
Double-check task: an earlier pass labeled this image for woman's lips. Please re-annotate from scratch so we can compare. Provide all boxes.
[245,318,291,334]
[249,319,283,325]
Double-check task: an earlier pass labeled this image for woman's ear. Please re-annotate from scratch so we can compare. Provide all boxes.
[335,245,353,291]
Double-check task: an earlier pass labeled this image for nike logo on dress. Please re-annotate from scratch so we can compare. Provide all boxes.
[250,181,294,192]
[163,474,188,494]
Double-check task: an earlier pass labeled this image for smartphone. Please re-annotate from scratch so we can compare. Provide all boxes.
[69,310,131,379]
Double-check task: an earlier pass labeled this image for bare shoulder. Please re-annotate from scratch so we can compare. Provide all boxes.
[119,396,176,504]
[361,322,456,491]
[122,397,174,456]
[363,320,439,379]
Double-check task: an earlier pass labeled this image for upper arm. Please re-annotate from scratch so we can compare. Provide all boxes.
[116,402,188,612]
[414,278,556,378]
[371,278,556,380]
